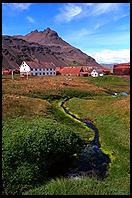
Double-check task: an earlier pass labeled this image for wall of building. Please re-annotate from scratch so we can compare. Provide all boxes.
[113,68,130,75]
[20,62,31,74]
[113,63,130,75]
[31,68,56,76]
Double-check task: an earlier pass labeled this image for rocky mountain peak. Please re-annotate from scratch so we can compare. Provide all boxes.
[2,28,101,69]
[43,27,58,38]
[45,27,51,31]
[33,29,38,33]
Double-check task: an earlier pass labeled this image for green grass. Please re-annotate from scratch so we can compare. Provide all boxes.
[63,95,130,194]
[23,175,130,195]
[82,75,130,93]
[2,117,86,195]
[2,74,20,79]
[2,75,130,195]
[23,94,130,195]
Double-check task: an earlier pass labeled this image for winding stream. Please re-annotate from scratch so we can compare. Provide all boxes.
[60,91,128,180]
[61,97,100,147]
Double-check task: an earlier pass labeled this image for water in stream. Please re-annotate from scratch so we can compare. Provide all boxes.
[61,98,111,180]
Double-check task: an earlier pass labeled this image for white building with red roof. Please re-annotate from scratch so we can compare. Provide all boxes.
[20,61,56,76]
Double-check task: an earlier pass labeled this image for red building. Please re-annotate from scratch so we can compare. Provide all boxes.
[113,63,130,75]
[2,69,12,75]
[56,66,84,76]
[2,68,20,75]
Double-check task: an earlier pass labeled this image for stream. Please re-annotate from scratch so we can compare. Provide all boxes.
[60,91,128,180]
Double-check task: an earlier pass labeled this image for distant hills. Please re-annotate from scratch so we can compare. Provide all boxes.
[2,27,102,69]
[100,63,115,70]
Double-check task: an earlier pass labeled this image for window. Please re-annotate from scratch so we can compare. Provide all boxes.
[50,68,52,71]
[50,72,52,75]
[35,68,37,71]
[43,73,45,75]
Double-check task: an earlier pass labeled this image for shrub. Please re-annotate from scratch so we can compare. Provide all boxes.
[26,88,102,102]
[2,117,84,195]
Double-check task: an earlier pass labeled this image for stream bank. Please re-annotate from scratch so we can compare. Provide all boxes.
[60,97,111,180]
[60,91,128,180]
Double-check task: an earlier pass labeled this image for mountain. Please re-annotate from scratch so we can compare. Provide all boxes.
[100,63,115,71]
[15,28,69,46]
[2,36,68,69]
[2,27,101,69]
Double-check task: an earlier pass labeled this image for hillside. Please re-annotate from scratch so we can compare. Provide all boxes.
[2,28,101,69]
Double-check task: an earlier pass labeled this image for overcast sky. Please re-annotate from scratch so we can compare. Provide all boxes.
[2,3,130,64]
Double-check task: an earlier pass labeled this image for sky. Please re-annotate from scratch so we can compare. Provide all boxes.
[2,3,130,64]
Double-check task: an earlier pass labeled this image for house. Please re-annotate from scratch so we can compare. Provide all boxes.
[80,66,93,76]
[20,61,31,77]
[2,69,12,75]
[113,63,130,75]
[102,68,111,75]
[90,67,111,77]
[13,69,20,74]
[56,66,84,76]
[2,68,20,75]
[55,67,63,75]
[20,61,56,76]
[80,72,89,77]
[99,73,104,77]
[91,69,99,77]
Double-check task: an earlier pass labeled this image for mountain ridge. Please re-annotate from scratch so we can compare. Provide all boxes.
[2,27,101,69]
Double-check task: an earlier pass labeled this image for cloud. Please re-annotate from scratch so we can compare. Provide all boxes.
[64,27,130,50]
[55,3,123,23]
[64,28,94,44]
[8,3,32,10]
[55,3,82,22]
[91,3,120,16]
[27,16,35,23]
[87,49,130,63]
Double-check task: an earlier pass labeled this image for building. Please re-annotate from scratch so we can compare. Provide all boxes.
[91,69,99,77]
[56,66,107,77]
[20,61,31,77]
[102,68,111,75]
[2,69,12,75]
[2,68,20,75]
[20,61,56,76]
[56,66,84,76]
[113,63,130,75]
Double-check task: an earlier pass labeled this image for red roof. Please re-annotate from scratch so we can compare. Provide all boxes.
[81,66,93,73]
[114,63,130,68]
[58,66,84,75]
[25,61,56,69]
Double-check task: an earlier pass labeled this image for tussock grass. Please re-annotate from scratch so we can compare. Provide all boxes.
[2,75,130,195]
[83,75,130,93]
[2,94,52,120]
[23,176,130,195]
[65,95,130,194]
[2,75,105,96]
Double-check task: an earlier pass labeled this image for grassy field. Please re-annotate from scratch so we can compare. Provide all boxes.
[2,75,130,195]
